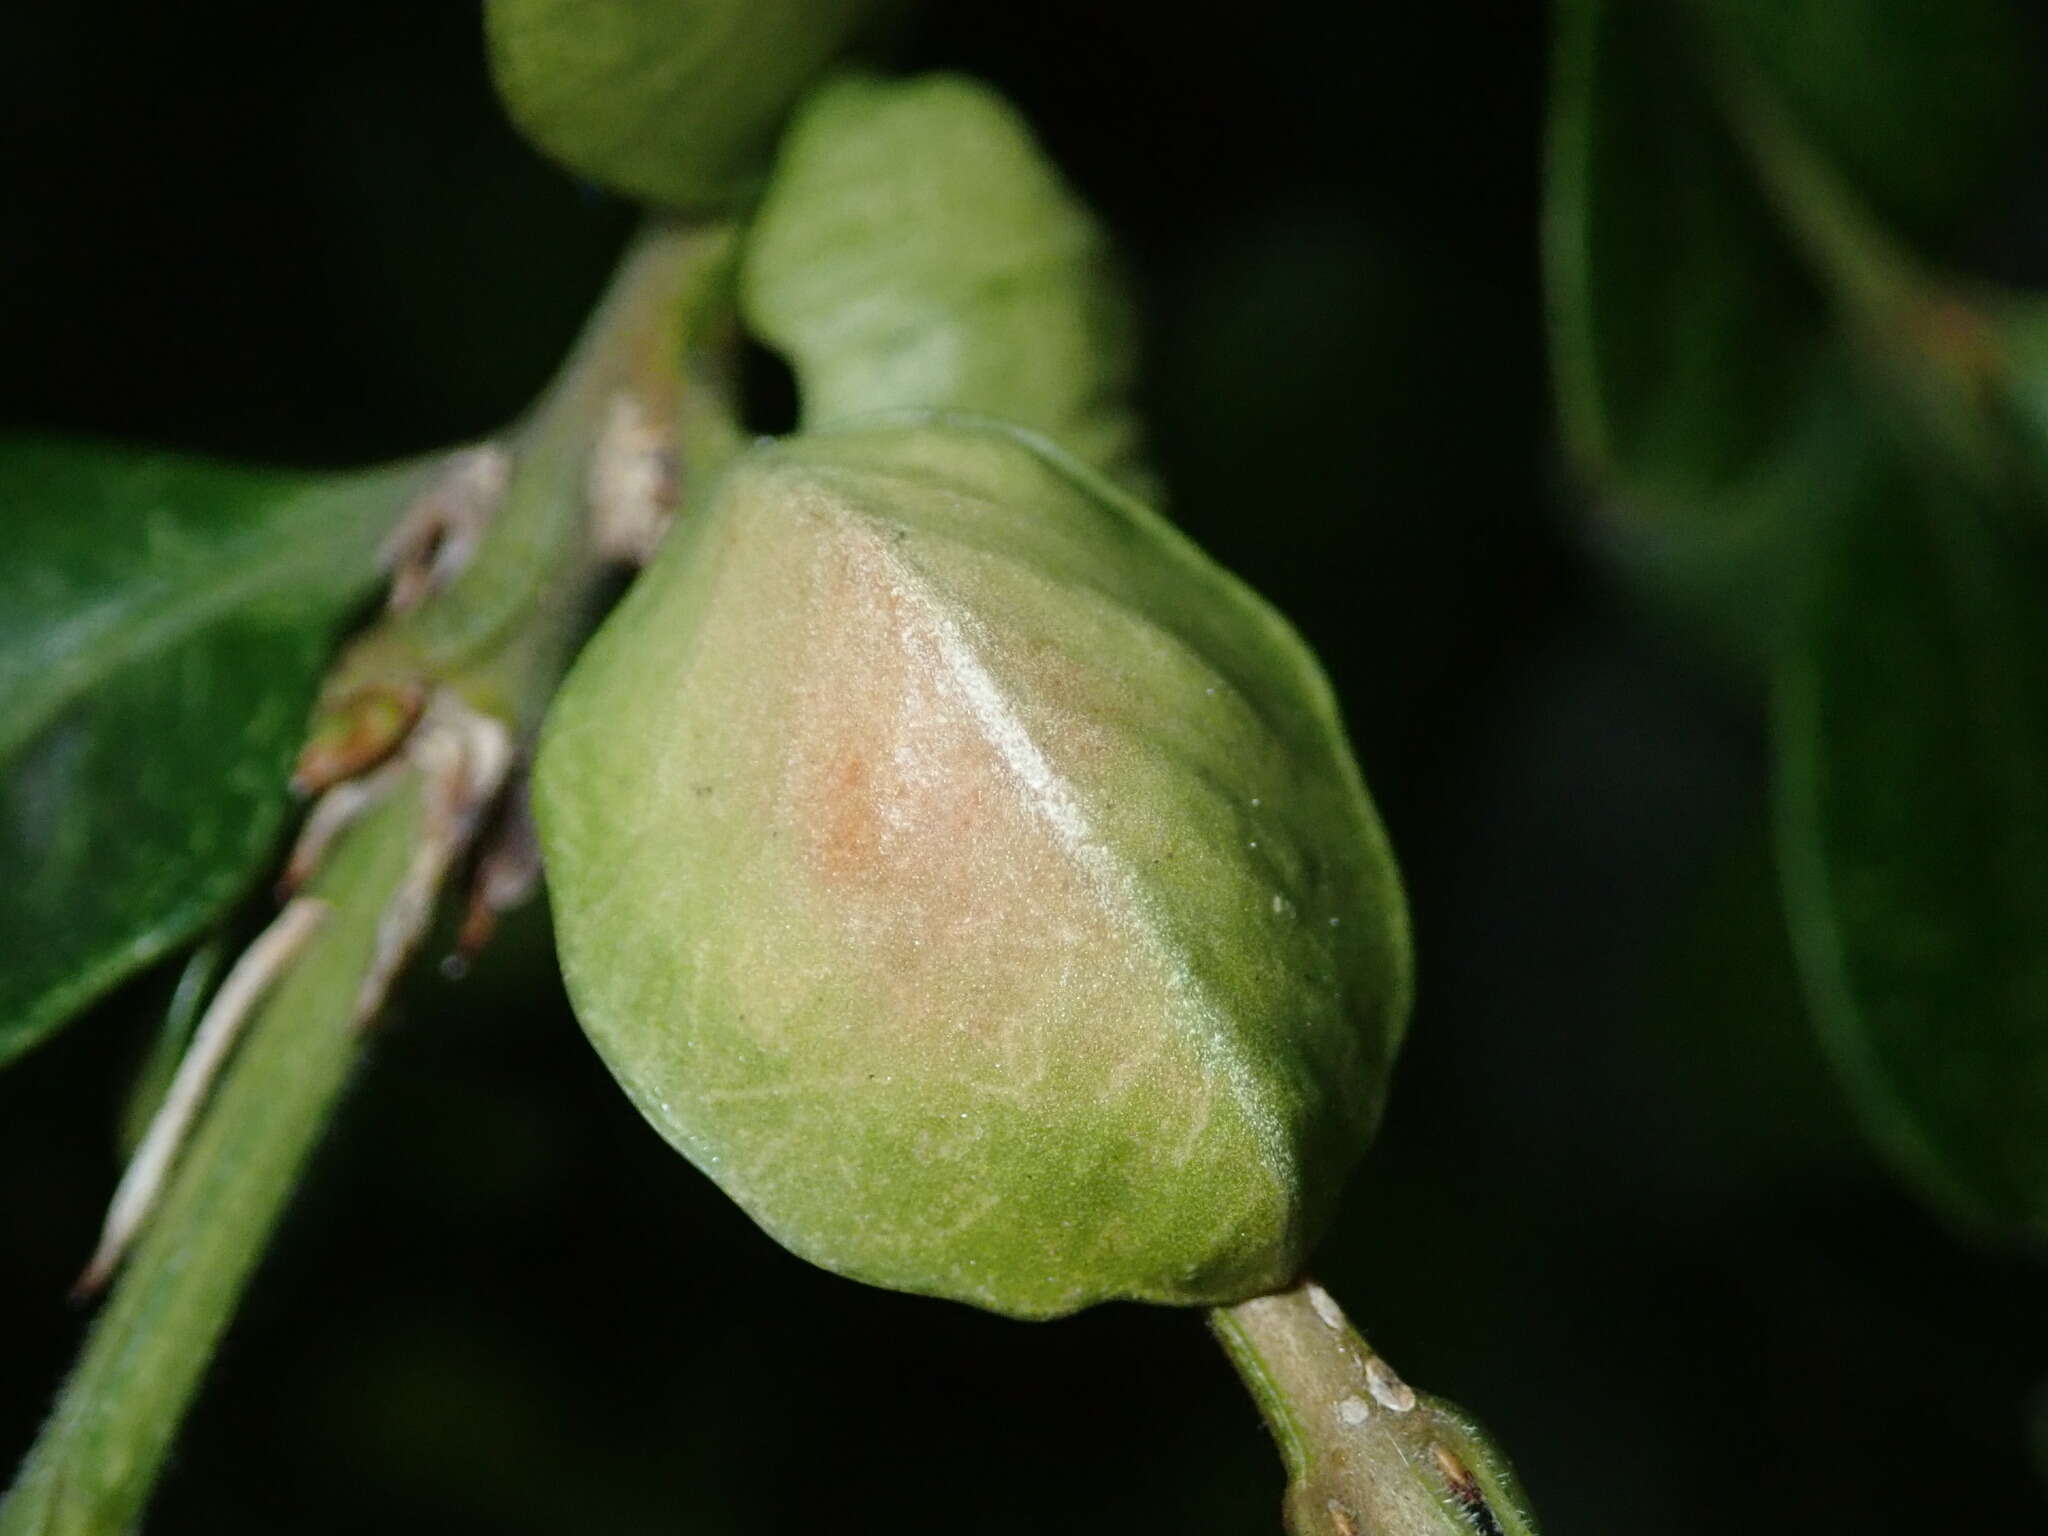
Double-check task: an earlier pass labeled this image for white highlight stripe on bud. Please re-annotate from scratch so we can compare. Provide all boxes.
[897,558,1285,1170]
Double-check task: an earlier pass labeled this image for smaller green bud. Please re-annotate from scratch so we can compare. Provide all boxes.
[742,73,1143,484]
[535,418,1410,1318]
[486,0,901,212]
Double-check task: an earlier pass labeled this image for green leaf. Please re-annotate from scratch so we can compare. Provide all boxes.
[485,0,900,213]
[0,443,420,1064]
[1546,0,1839,659]
[1991,297,2048,499]
[1706,0,2025,241]
[1553,0,2048,1242]
[1775,464,2048,1242]
[1544,0,2025,655]
[1549,0,2024,493]
[740,74,1144,484]
[1547,0,1826,500]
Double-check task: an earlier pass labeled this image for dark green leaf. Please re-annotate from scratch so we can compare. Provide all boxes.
[485,0,900,213]
[1545,0,2026,656]
[1993,297,2048,498]
[1549,0,2024,493]
[740,74,1143,484]
[1775,465,2048,1242]
[1547,0,1825,499]
[0,444,420,1064]
[1546,0,1841,659]
[1706,0,2025,242]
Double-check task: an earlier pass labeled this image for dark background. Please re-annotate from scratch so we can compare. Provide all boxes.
[4,3,2048,1530]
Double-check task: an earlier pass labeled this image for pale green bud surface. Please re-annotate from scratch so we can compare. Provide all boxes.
[534,417,1410,1318]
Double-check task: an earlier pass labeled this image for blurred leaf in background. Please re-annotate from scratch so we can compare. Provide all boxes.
[1709,0,2027,240]
[1548,0,2048,1246]
[1544,0,2027,658]
[1777,455,2048,1240]
[1546,0,1845,656]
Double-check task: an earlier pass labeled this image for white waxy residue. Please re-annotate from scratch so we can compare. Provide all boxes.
[1364,1356,1417,1414]
[1307,1281,1346,1331]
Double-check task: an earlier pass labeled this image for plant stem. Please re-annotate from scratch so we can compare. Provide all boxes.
[2,217,744,1534]
[1210,1279,1541,1536]
[403,218,738,700]
[301,217,743,754]
[1,777,428,1535]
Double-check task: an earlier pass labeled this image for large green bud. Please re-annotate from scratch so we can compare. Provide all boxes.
[535,416,1410,1318]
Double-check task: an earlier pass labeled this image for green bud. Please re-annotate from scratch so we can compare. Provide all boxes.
[741,74,1144,484]
[486,0,901,212]
[534,417,1410,1318]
